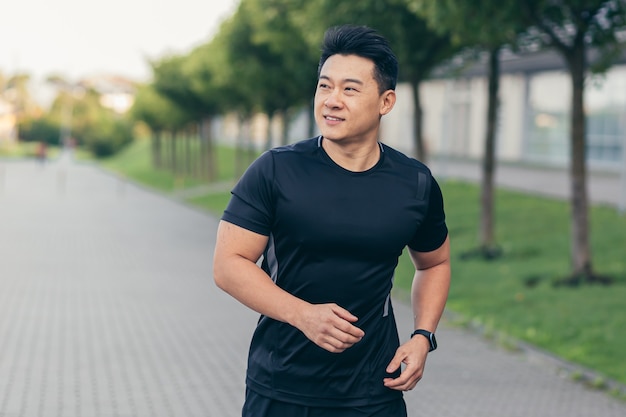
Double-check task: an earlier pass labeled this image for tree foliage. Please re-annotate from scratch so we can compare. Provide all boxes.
[131,84,190,132]
[17,115,60,145]
[151,54,205,124]
[412,0,523,48]
[522,0,626,72]
[2,73,38,120]
[215,0,318,144]
[56,88,132,157]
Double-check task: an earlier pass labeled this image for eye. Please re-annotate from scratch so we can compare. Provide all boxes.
[318,82,330,89]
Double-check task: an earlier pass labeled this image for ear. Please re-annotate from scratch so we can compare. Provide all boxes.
[379,90,396,116]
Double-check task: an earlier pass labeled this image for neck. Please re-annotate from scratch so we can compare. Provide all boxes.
[321,137,381,172]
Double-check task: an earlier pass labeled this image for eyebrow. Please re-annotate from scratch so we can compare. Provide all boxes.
[319,75,364,85]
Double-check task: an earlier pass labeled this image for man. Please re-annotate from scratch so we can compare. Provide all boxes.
[213,24,450,417]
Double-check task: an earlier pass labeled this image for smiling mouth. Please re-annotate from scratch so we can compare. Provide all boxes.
[324,115,344,121]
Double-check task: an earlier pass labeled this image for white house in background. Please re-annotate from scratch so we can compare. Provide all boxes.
[0,97,17,146]
[80,74,136,114]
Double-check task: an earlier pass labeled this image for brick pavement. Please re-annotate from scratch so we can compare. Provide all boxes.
[0,157,625,417]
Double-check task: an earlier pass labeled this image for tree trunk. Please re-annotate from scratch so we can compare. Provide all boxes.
[152,131,162,169]
[264,113,273,151]
[162,131,171,170]
[185,128,192,177]
[479,47,501,257]
[273,110,289,147]
[170,131,177,174]
[235,117,248,178]
[307,101,316,138]
[280,111,289,146]
[197,122,204,179]
[410,80,426,162]
[567,42,593,281]
[201,117,216,181]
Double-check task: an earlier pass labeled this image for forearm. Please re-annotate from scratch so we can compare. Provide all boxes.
[384,256,450,391]
[215,254,364,352]
[214,255,308,326]
[410,260,451,332]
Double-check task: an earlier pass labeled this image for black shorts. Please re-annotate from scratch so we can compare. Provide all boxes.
[242,388,408,417]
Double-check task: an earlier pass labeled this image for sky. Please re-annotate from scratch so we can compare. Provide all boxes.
[1,0,239,83]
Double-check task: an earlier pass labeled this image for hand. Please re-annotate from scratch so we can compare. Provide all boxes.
[295,303,365,353]
[383,336,430,391]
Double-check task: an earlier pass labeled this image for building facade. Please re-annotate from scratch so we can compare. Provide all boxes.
[381,49,626,172]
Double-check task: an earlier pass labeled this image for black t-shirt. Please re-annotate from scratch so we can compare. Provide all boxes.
[222,137,448,407]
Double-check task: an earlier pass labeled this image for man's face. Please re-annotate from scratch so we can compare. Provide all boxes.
[314,54,395,145]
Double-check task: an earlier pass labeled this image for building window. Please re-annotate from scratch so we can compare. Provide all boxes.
[526,66,626,168]
[526,71,569,165]
[586,66,626,167]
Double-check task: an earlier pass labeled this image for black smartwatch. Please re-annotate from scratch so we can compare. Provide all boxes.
[410,329,437,352]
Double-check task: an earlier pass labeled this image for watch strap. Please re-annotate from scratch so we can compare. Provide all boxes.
[410,329,437,352]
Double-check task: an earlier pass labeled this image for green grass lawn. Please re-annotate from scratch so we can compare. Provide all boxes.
[100,137,203,192]
[102,138,626,389]
[101,137,259,192]
[394,181,626,387]
[187,192,234,214]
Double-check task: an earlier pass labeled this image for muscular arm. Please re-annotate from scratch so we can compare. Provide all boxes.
[213,220,365,352]
[384,236,451,391]
[410,235,451,336]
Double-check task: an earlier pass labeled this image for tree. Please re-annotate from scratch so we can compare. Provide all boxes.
[184,42,232,180]
[248,0,319,145]
[51,85,132,157]
[44,74,135,157]
[131,84,190,169]
[17,115,59,145]
[4,73,38,122]
[521,0,626,284]
[46,75,82,148]
[413,0,526,258]
[219,0,318,147]
[151,55,207,121]
[302,0,457,162]
[208,10,263,174]
[2,72,42,146]
[151,54,211,178]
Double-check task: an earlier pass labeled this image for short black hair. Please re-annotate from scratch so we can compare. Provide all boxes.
[318,25,398,93]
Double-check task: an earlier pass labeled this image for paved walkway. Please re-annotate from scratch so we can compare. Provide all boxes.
[430,157,625,209]
[0,156,625,417]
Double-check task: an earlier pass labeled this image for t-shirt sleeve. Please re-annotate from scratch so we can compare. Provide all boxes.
[221,151,275,236]
[408,176,448,252]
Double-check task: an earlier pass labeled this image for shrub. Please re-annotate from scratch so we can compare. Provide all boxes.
[17,116,60,145]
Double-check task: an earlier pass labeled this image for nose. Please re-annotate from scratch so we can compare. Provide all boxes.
[324,88,342,109]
